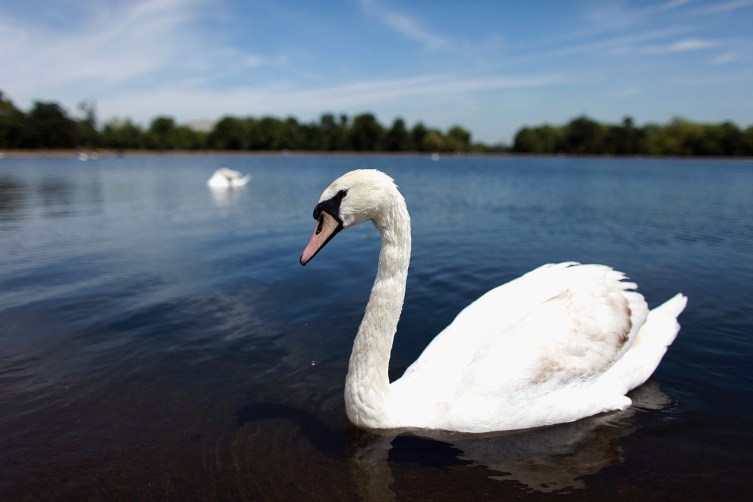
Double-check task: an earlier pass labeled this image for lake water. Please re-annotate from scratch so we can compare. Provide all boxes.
[1,154,752,500]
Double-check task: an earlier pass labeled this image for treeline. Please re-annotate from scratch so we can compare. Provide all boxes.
[513,116,753,156]
[3,90,753,156]
[0,90,490,153]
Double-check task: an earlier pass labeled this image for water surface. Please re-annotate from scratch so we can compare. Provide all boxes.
[1,154,752,500]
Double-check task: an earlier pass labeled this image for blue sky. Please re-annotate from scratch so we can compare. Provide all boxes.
[1,0,752,144]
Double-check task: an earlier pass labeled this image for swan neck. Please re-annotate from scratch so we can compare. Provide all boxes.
[345,192,411,428]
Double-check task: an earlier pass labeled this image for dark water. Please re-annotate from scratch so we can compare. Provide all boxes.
[1,154,752,500]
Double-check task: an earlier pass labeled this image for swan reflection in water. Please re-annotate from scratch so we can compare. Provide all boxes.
[236,380,671,498]
[208,184,247,208]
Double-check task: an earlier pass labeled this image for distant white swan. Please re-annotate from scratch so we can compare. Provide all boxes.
[207,167,251,188]
[300,169,687,433]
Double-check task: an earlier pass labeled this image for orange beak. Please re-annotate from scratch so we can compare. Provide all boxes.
[300,211,342,265]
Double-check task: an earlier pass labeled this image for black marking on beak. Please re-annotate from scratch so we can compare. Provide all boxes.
[313,189,347,223]
[300,189,348,266]
[315,215,324,235]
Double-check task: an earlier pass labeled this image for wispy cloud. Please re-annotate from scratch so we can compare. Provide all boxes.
[646,38,719,53]
[0,0,269,105]
[360,0,448,49]
[98,71,566,124]
[697,0,753,14]
[512,0,702,61]
[714,52,738,64]
[582,2,644,32]
[657,0,694,11]
[0,0,192,91]
[507,27,692,62]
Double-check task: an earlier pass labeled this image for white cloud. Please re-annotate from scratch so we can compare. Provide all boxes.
[657,0,694,11]
[0,1,196,95]
[583,2,643,31]
[713,52,738,64]
[0,0,269,108]
[381,11,447,48]
[646,38,719,53]
[360,0,448,49]
[697,0,753,13]
[97,72,566,125]
[670,38,718,51]
[509,27,691,62]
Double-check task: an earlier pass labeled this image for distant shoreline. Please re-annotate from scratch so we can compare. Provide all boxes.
[1,149,752,161]
[0,149,457,158]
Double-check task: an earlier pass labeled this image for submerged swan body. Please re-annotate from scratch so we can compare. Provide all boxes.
[207,167,251,188]
[300,169,686,433]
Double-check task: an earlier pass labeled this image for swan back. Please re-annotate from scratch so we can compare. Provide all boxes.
[387,263,659,430]
[207,168,251,188]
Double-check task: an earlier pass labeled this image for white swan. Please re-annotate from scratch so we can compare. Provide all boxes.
[300,169,686,433]
[207,167,251,188]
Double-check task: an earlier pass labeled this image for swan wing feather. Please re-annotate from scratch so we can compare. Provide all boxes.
[397,263,648,396]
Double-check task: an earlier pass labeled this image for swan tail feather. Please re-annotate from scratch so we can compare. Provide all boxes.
[607,293,687,393]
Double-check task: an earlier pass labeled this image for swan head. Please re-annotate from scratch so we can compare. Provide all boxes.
[300,169,398,265]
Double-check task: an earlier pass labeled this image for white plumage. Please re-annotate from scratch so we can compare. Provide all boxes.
[301,169,686,433]
[207,167,251,188]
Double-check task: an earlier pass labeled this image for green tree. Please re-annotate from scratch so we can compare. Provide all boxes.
[538,125,564,153]
[564,116,604,154]
[0,91,25,148]
[639,124,664,155]
[607,116,639,155]
[350,113,383,151]
[147,116,179,149]
[446,125,472,152]
[24,101,76,148]
[513,125,563,153]
[318,113,348,151]
[512,127,535,153]
[711,122,744,156]
[422,129,446,152]
[280,117,305,149]
[244,118,263,150]
[76,100,98,148]
[382,118,412,151]
[337,114,350,149]
[173,125,204,150]
[411,122,428,152]
[255,116,284,150]
[743,127,753,156]
[101,118,145,149]
[207,116,247,150]
[298,122,320,150]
